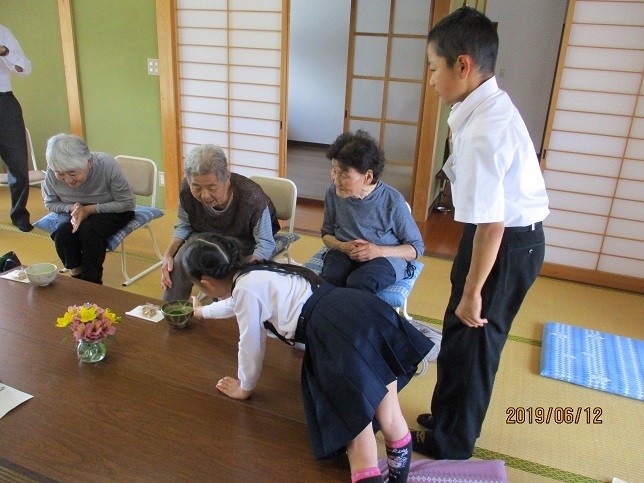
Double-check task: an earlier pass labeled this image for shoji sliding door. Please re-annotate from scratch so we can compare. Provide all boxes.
[541,0,643,290]
[177,0,283,178]
[345,0,432,200]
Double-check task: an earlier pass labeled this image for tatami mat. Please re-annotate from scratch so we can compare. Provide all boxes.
[1,188,643,482]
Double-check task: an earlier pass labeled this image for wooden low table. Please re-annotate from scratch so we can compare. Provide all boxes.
[0,273,346,481]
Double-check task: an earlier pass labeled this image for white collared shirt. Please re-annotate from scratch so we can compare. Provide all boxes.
[202,270,313,392]
[445,77,549,227]
[0,24,31,92]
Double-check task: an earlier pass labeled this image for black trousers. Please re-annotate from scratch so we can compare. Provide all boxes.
[320,248,396,294]
[428,223,545,459]
[0,92,30,226]
[52,211,134,284]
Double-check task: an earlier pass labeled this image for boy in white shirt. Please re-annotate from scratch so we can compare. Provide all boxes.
[412,7,549,459]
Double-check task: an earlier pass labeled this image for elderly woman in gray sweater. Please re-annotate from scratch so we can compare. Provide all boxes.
[42,134,135,284]
[321,130,424,294]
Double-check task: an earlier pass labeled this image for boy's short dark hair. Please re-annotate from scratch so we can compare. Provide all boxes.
[326,130,385,182]
[428,6,498,76]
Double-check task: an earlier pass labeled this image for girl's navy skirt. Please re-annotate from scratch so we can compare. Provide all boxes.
[300,285,433,459]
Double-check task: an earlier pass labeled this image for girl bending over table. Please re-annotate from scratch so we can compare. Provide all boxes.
[184,233,432,483]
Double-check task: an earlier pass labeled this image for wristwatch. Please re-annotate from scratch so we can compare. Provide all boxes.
[0,47,9,57]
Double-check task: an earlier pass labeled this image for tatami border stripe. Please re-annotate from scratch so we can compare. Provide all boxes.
[473,448,601,482]
[0,223,160,264]
[408,313,542,347]
[105,250,159,264]
[404,313,443,327]
[0,223,52,238]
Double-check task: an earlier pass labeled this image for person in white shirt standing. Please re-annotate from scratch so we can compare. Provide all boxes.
[0,24,32,232]
[412,7,550,460]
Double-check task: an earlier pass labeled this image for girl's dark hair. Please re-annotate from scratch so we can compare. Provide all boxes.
[326,129,385,183]
[428,6,498,76]
[182,233,324,287]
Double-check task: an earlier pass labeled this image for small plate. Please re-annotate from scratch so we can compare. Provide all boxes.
[0,270,29,284]
[125,305,164,323]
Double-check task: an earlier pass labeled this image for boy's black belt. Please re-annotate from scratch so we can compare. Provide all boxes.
[505,221,542,233]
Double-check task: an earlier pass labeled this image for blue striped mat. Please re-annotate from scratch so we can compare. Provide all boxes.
[540,322,644,401]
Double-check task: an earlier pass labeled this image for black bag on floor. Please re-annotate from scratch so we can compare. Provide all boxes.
[0,251,22,272]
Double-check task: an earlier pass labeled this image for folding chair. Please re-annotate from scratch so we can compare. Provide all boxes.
[0,128,46,187]
[33,155,164,286]
[303,247,424,320]
[113,155,164,285]
[249,175,300,262]
[303,201,423,319]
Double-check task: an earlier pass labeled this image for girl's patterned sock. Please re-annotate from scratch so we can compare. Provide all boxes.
[351,467,384,482]
[385,431,412,482]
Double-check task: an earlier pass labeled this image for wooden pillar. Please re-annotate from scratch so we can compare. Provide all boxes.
[57,0,84,138]
[156,0,181,209]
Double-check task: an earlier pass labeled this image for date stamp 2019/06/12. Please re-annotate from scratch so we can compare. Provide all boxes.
[506,407,603,424]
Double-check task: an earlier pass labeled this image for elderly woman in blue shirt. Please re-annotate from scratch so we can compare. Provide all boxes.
[321,130,424,294]
[42,134,135,284]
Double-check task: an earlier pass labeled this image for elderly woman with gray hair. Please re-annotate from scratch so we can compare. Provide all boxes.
[161,144,280,302]
[42,133,135,284]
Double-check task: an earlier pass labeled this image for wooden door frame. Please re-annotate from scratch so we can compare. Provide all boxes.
[411,0,451,222]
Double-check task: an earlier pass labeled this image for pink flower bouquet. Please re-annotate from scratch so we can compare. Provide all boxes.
[56,303,121,342]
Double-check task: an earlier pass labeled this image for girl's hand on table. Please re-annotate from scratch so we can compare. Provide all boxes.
[216,376,252,400]
[190,295,204,319]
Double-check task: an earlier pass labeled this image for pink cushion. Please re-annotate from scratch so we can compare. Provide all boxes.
[378,457,508,482]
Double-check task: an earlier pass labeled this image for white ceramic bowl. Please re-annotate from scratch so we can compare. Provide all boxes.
[24,263,58,286]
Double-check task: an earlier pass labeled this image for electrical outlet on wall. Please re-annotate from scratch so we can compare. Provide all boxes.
[158,171,165,187]
[148,58,159,75]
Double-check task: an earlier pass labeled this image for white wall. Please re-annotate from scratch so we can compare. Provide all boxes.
[287,0,351,144]
[487,0,568,154]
